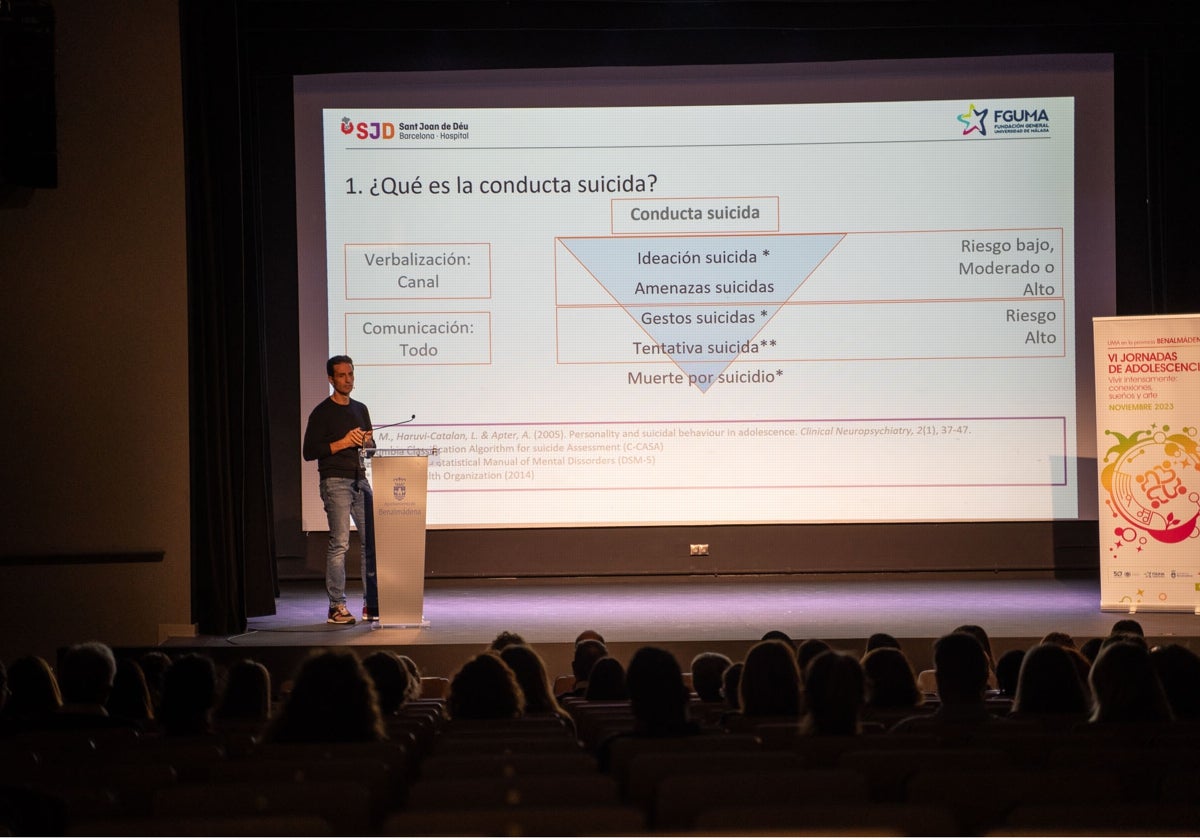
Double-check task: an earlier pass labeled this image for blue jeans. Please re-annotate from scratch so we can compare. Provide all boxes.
[319,476,378,609]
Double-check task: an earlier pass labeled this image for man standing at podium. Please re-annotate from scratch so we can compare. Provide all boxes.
[303,355,379,624]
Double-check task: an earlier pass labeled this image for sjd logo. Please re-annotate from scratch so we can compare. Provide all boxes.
[340,117,395,140]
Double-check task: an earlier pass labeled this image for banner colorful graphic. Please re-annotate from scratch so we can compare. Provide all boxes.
[1094,314,1200,612]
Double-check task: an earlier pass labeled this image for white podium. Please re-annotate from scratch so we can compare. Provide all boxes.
[364,448,434,627]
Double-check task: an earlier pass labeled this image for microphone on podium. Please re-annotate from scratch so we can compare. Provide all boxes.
[362,415,437,457]
[371,414,417,431]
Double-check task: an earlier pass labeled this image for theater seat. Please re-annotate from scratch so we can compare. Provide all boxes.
[653,769,870,831]
[382,804,645,836]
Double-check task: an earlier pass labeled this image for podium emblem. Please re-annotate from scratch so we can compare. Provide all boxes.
[393,476,407,501]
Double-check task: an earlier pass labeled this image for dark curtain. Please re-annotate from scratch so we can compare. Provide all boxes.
[180,0,278,634]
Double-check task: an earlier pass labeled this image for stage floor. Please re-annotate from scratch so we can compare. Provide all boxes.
[164,575,1200,679]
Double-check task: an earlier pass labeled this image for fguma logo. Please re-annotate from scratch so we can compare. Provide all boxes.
[957,103,988,136]
[992,106,1051,136]
[341,116,395,140]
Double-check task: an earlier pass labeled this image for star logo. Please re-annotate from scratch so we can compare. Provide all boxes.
[957,103,988,137]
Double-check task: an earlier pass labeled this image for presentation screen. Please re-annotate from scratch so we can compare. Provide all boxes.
[295,56,1114,530]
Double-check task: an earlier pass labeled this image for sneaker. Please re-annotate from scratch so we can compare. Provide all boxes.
[363,605,380,622]
[327,603,356,625]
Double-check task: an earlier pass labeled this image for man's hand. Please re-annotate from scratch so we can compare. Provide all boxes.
[332,427,368,453]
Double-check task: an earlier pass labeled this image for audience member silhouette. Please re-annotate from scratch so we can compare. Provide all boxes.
[489,630,527,651]
[58,641,114,701]
[447,652,524,720]
[994,649,1025,698]
[1110,618,1145,638]
[760,630,796,650]
[624,646,698,736]
[865,632,901,652]
[1103,631,1149,652]
[15,608,1200,838]
[138,650,172,717]
[159,652,218,736]
[13,612,1187,833]
[575,629,606,645]
[499,644,569,719]
[267,649,386,742]
[737,639,802,720]
[690,652,732,703]
[802,650,865,736]
[860,646,923,721]
[892,632,999,732]
[796,638,832,677]
[51,641,130,730]
[362,651,412,717]
[595,647,699,772]
[584,656,629,701]
[1040,631,1077,649]
[1149,643,1200,720]
[105,657,155,730]
[1,655,61,729]
[559,638,608,700]
[1009,643,1088,726]
[1088,640,1173,725]
[397,655,423,703]
[721,662,744,710]
[953,623,997,687]
[214,658,273,726]
[1079,636,1103,664]
[1063,646,1094,699]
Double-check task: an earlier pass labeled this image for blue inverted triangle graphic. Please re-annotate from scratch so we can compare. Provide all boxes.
[561,234,844,391]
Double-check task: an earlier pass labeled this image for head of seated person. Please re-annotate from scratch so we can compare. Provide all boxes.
[362,650,411,716]
[4,655,62,722]
[721,662,743,710]
[267,649,385,742]
[499,644,566,717]
[796,638,832,678]
[739,639,801,719]
[489,630,526,651]
[626,646,692,734]
[802,650,865,736]
[1150,643,1200,721]
[448,651,525,720]
[1089,640,1173,724]
[1011,643,1088,719]
[690,652,732,703]
[160,653,218,736]
[58,641,117,708]
[865,632,901,653]
[861,646,922,710]
[585,656,629,702]
[994,648,1025,698]
[933,631,990,705]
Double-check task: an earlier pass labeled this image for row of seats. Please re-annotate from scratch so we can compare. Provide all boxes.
[6,704,1200,835]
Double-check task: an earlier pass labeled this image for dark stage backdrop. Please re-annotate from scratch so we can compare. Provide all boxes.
[181,2,1200,608]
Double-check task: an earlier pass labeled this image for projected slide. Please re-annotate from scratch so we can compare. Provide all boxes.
[318,97,1077,527]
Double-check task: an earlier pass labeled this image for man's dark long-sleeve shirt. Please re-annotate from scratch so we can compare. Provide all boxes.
[302,397,372,480]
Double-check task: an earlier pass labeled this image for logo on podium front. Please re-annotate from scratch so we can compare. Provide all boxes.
[393,476,407,501]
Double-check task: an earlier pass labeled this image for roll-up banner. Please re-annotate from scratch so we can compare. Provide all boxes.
[1094,314,1200,613]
